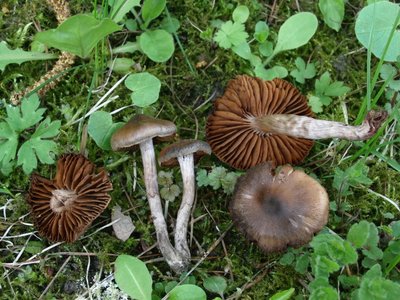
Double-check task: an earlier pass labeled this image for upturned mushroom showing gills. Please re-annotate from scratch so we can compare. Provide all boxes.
[158,140,211,261]
[111,114,188,273]
[27,154,112,243]
[230,163,329,252]
[206,75,388,170]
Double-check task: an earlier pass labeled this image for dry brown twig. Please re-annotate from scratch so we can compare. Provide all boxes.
[10,0,75,105]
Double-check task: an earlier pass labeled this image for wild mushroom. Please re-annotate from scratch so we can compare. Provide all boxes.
[230,162,329,252]
[27,153,112,243]
[111,114,187,273]
[206,75,388,169]
[158,139,211,260]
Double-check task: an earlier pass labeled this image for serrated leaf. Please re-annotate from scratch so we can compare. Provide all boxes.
[232,5,249,24]
[309,286,338,300]
[0,122,18,173]
[88,111,124,150]
[196,169,209,187]
[5,93,45,132]
[125,72,161,107]
[318,0,345,32]
[17,117,60,174]
[114,255,153,300]
[208,166,227,190]
[142,0,166,27]
[290,57,316,83]
[35,14,121,58]
[0,41,57,72]
[139,29,174,62]
[308,95,323,113]
[214,21,248,49]
[347,220,370,248]
[109,0,140,23]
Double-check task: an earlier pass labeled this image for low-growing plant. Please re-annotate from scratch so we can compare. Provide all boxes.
[318,0,345,32]
[211,5,318,80]
[0,93,60,175]
[196,166,242,195]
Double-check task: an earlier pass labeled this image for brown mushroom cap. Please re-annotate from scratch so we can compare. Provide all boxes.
[206,75,314,170]
[111,114,177,151]
[158,139,211,167]
[27,154,112,243]
[230,163,329,252]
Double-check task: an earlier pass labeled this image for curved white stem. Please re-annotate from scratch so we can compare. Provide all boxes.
[174,155,195,259]
[139,139,188,273]
[252,110,388,140]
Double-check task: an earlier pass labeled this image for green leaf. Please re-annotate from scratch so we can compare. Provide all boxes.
[259,41,273,57]
[232,42,252,59]
[333,160,373,195]
[295,254,310,274]
[347,220,370,248]
[113,41,140,54]
[109,0,140,23]
[309,286,338,300]
[308,95,323,113]
[355,1,400,62]
[0,122,18,174]
[114,255,153,300]
[125,72,161,107]
[232,5,249,24]
[318,0,345,32]
[5,93,45,133]
[290,57,316,84]
[0,41,57,72]
[221,172,241,194]
[203,276,227,296]
[169,285,207,300]
[107,58,134,74]
[254,21,269,43]
[208,166,227,190]
[273,12,318,54]
[196,169,210,187]
[254,65,288,80]
[17,117,60,174]
[270,288,295,300]
[160,16,181,34]
[142,0,166,27]
[88,111,124,150]
[139,29,174,62]
[35,14,121,58]
[214,21,248,49]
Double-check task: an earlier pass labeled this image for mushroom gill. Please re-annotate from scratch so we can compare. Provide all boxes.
[206,75,314,170]
[27,153,112,243]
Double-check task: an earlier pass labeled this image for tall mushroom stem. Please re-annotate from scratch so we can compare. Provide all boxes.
[251,110,388,141]
[139,139,188,273]
[174,155,195,259]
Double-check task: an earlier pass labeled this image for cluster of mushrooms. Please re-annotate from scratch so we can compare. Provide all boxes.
[207,75,387,252]
[27,75,387,274]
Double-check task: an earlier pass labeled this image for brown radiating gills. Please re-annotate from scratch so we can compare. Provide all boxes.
[27,154,112,243]
[230,163,329,252]
[206,75,314,170]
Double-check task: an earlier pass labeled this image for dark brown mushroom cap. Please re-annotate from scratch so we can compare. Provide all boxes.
[111,114,177,151]
[230,163,329,252]
[206,75,314,170]
[158,139,211,167]
[27,154,112,243]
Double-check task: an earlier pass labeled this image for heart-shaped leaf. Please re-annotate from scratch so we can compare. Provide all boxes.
[35,14,121,58]
[355,1,400,62]
[125,72,161,107]
[88,111,124,150]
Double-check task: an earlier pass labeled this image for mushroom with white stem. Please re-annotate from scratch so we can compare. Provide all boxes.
[207,75,388,170]
[111,114,187,273]
[158,140,212,261]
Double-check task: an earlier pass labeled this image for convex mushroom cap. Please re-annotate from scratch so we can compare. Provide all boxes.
[111,114,177,151]
[230,163,329,252]
[207,75,314,169]
[27,154,112,243]
[158,139,212,167]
